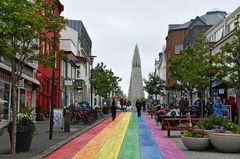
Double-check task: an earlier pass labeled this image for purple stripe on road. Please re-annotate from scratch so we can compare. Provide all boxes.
[143,112,187,159]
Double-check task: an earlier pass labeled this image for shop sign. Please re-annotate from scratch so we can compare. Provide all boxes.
[219,89,224,94]
[64,80,73,86]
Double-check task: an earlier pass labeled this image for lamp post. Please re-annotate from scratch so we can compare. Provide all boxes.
[49,32,57,140]
[90,55,96,108]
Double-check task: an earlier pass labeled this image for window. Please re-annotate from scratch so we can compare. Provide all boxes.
[175,44,183,54]
[41,41,46,54]
[72,66,75,79]
[67,63,71,78]
[0,81,10,120]
[228,21,234,32]
[208,35,215,42]
[76,68,81,79]
[215,27,224,41]
[61,60,66,78]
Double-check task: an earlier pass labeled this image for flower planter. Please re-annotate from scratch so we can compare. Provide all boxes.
[210,133,240,153]
[8,126,34,152]
[182,136,210,151]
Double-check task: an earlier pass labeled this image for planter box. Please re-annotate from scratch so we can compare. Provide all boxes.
[210,133,240,153]
[8,126,34,152]
[182,136,210,151]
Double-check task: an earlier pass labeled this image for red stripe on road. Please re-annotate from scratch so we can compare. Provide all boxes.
[44,113,118,159]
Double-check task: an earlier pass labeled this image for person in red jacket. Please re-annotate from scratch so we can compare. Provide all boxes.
[229,96,238,123]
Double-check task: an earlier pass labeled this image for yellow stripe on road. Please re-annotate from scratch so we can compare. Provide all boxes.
[71,113,125,159]
[94,112,131,159]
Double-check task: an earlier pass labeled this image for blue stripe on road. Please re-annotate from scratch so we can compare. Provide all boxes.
[138,115,164,159]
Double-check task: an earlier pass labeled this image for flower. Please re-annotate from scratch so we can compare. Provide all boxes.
[223,122,238,133]
[14,106,36,135]
[213,125,225,133]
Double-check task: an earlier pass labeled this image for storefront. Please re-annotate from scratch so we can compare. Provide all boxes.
[0,72,11,128]
[0,62,39,125]
[0,80,11,121]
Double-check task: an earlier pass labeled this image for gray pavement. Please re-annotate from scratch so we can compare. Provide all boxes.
[163,130,240,159]
[0,113,110,159]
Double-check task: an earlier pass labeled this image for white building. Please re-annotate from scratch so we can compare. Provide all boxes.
[60,25,91,106]
[205,6,240,102]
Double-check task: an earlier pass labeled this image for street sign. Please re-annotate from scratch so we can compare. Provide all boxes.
[64,80,73,86]
[18,79,24,88]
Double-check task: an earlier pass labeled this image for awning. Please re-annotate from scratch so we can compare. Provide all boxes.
[22,74,40,86]
[212,81,227,89]
[0,63,40,86]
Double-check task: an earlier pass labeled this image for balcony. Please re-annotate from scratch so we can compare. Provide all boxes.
[60,39,77,56]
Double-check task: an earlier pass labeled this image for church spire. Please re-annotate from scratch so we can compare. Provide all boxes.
[128,44,144,106]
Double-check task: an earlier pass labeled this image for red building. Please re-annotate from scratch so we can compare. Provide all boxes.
[35,1,64,116]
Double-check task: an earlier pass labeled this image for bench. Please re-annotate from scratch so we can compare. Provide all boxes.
[163,117,202,137]
[158,115,196,129]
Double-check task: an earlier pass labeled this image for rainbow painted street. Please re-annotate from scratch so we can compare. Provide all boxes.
[44,112,186,159]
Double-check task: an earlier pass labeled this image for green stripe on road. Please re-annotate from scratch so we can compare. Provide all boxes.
[118,112,140,159]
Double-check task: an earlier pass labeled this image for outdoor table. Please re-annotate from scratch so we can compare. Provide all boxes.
[163,117,203,137]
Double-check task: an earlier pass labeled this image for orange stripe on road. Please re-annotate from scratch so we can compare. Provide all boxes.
[71,113,126,159]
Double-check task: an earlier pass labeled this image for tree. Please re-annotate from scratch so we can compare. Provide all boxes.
[168,35,213,106]
[91,62,121,98]
[0,0,65,154]
[144,72,165,103]
[214,16,240,124]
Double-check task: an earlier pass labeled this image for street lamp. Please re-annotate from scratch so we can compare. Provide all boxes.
[49,32,57,140]
[90,55,96,108]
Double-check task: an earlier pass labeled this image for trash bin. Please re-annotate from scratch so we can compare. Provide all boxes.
[64,109,71,132]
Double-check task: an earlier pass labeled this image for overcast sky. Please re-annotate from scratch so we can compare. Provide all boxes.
[60,0,239,95]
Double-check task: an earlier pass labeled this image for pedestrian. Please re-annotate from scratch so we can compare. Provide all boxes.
[213,96,222,117]
[142,100,146,112]
[178,96,188,115]
[193,97,201,118]
[111,97,117,121]
[136,99,142,117]
[229,96,238,123]
[206,97,214,116]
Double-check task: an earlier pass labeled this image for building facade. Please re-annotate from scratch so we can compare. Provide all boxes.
[35,0,64,116]
[66,20,93,106]
[205,7,240,103]
[164,10,226,105]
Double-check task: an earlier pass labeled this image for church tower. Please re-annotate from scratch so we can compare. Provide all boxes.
[128,45,144,107]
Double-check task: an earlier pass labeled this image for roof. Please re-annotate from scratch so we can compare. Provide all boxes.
[168,10,226,32]
[66,20,92,46]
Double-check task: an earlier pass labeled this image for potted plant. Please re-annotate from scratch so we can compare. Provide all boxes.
[196,115,238,133]
[182,129,210,151]
[209,126,240,153]
[8,106,36,152]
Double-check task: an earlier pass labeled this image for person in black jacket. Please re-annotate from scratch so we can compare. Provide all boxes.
[111,98,117,121]
[136,99,142,117]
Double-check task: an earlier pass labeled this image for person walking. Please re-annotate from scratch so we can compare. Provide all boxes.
[136,99,142,117]
[111,98,117,121]
[213,96,222,117]
[193,97,201,118]
[206,97,214,116]
[229,96,238,123]
[142,100,146,112]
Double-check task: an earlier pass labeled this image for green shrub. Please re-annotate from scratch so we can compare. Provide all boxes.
[183,129,208,138]
[197,115,239,133]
